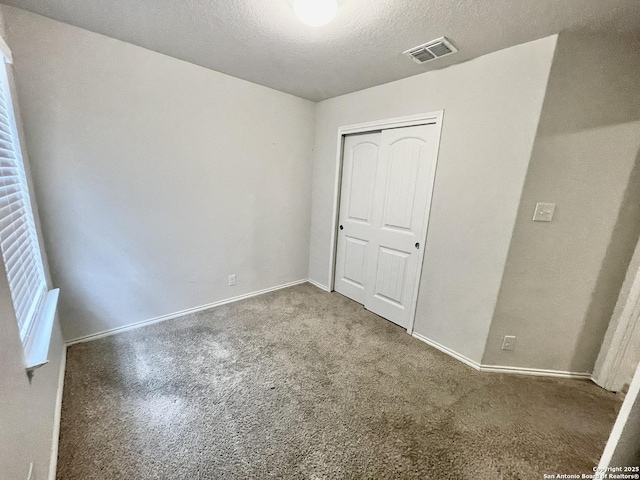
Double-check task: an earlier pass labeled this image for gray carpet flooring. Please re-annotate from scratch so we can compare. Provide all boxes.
[57,283,620,479]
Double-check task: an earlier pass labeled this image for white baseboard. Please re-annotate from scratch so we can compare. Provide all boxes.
[66,279,309,346]
[64,282,594,382]
[48,344,66,480]
[412,332,593,380]
[479,364,592,379]
[412,332,481,370]
[307,278,330,292]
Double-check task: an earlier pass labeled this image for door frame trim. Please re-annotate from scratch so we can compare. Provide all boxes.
[592,250,640,391]
[328,111,445,334]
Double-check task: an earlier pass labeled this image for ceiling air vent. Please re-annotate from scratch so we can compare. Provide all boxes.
[403,37,458,64]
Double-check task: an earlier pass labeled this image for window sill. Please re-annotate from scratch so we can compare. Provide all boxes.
[24,288,60,372]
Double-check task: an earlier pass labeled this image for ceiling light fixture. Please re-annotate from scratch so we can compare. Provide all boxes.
[292,0,338,27]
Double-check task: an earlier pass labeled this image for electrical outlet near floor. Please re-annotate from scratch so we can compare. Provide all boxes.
[501,335,517,351]
[228,274,236,286]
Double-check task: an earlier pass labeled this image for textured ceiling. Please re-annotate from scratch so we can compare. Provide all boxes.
[2,0,640,101]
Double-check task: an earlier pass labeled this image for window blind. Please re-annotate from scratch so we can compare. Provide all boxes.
[0,62,46,344]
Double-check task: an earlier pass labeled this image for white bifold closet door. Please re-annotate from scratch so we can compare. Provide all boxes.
[334,124,437,328]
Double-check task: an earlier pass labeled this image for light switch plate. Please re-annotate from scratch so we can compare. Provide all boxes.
[533,202,556,222]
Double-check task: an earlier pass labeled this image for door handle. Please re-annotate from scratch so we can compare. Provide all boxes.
[415,242,420,249]
[339,225,344,230]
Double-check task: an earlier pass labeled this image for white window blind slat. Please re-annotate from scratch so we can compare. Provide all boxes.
[9,246,35,286]
[0,216,27,249]
[1,173,22,183]
[0,59,47,344]
[14,263,44,316]
[0,158,16,168]
[0,144,16,153]
[14,270,38,316]
[0,147,18,159]
[4,224,30,260]
[0,197,25,217]
[0,210,25,234]
[0,168,19,177]
[0,117,12,133]
[0,211,25,233]
[18,282,45,340]
[6,236,35,278]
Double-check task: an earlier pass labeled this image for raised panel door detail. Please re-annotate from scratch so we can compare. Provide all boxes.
[382,138,424,231]
[342,236,367,287]
[373,246,409,307]
[347,143,378,223]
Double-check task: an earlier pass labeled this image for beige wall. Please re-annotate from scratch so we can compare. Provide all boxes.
[482,34,640,373]
[308,36,557,362]
[3,6,316,341]
[0,9,66,480]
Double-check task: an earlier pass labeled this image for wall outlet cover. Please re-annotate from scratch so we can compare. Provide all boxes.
[502,335,517,351]
[228,274,236,286]
[533,202,556,222]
